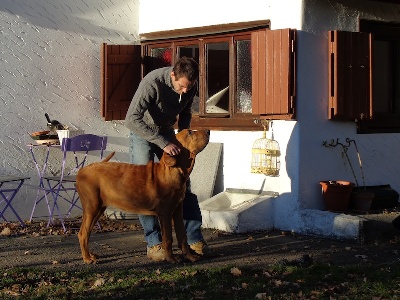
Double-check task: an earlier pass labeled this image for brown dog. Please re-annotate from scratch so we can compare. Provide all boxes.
[76,129,210,264]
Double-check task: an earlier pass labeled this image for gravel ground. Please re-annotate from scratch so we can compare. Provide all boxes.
[1,218,400,273]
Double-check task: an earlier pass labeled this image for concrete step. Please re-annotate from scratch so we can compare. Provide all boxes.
[357,210,400,243]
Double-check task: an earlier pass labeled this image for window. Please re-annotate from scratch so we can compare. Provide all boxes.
[205,40,230,115]
[101,22,296,130]
[329,20,400,133]
[236,39,252,113]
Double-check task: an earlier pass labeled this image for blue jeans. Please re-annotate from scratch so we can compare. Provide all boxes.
[129,132,204,247]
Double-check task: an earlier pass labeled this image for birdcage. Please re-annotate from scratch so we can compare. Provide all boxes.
[251,121,280,176]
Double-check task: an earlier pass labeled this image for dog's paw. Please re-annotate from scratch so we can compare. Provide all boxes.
[185,253,201,262]
[83,257,96,264]
[165,255,182,264]
[82,253,98,264]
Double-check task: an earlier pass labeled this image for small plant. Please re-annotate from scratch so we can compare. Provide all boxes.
[323,138,374,212]
[323,138,365,189]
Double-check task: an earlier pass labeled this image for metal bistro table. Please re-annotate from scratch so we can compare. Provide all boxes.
[27,134,107,232]
[28,142,61,226]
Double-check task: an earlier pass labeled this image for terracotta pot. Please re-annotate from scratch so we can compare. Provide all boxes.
[350,191,374,212]
[319,181,355,212]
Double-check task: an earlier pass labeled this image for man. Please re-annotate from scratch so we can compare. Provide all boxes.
[125,56,208,261]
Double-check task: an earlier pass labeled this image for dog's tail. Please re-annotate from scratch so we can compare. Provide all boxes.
[102,152,115,162]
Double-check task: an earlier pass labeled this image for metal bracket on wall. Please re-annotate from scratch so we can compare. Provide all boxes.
[253,119,270,131]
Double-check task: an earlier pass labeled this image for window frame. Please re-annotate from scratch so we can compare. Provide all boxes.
[141,26,296,130]
[99,22,297,131]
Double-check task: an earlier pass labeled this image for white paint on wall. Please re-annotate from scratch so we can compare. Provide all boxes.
[0,0,138,220]
[139,0,303,33]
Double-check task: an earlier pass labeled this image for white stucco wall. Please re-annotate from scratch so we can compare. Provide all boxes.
[2,0,400,239]
[139,0,303,32]
[0,0,138,220]
[138,0,306,233]
[139,0,306,232]
[139,0,400,238]
[292,0,400,236]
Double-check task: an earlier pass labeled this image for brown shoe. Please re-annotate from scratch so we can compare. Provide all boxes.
[147,244,166,262]
[190,240,213,256]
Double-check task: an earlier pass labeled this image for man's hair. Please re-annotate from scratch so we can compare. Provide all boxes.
[172,57,199,82]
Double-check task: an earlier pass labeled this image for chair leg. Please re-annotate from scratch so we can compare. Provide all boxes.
[65,190,82,217]
[30,187,53,222]
[0,179,27,227]
[47,183,67,232]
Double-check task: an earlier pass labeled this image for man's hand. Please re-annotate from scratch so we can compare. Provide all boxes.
[163,143,181,156]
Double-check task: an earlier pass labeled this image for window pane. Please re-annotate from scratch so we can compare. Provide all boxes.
[206,42,229,114]
[236,40,252,113]
[373,40,394,114]
[178,45,200,114]
[150,48,172,68]
[178,45,199,62]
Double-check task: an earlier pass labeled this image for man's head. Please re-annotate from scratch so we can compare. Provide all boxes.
[171,57,199,94]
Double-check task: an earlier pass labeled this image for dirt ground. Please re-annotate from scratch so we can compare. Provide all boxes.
[1,217,400,273]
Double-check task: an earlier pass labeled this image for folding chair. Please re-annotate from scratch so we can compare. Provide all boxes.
[40,134,107,232]
[0,175,30,226]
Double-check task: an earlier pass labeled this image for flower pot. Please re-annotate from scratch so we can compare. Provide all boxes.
[349,191,374,212]
[319,180,355,212]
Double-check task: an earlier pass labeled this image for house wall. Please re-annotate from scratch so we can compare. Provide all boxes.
[140,0,306,231]
[294,0,400,236]
[0,0,139,220]
[140,0,400,237]
[2,0,400,239]
[139,0,305,232]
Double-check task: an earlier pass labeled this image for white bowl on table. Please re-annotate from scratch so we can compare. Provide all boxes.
[56,129,85,145]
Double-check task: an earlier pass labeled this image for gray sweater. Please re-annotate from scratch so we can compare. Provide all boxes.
[125,67,196,149]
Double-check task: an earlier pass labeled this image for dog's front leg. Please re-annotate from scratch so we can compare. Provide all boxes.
[158,214,178,263]
[172,203,201,262]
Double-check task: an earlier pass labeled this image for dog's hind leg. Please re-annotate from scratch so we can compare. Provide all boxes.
[90,207,106,232]
[78,205,102,264]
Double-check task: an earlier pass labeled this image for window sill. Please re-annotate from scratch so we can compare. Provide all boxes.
[356,118,400,133]
[187,114,295,131]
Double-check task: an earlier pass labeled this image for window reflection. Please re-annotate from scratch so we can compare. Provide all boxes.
[178,46,199,62]
[206,42,229,114]
[150,48,172,69]
[236,40,252,113]
[178,45,200,113]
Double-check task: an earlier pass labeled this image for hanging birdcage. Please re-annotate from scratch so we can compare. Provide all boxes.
[251,121,281,176]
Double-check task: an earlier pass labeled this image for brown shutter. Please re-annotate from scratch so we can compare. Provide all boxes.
[251,28,296,118]
[101,43,142,121]
[329,31,371,121]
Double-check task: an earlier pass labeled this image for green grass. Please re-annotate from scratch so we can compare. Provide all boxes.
[1,263,400,299]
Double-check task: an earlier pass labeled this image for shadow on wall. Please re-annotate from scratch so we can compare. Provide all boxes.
[0,0,138,40]
[212,145,224,196]
[281,121,366,239]
[104,135,130,163]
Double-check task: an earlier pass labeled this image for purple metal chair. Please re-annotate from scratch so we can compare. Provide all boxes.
[39,134,107,232]
[0,175,30,226]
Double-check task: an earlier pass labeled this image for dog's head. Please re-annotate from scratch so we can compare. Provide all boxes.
[162,129,210,174]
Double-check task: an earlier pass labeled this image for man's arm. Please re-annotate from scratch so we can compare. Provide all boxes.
[125,82,170,149]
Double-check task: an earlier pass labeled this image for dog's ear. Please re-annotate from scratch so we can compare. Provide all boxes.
[162,154,177,167]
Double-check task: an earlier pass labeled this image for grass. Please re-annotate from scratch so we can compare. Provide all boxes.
[1,263,400,299]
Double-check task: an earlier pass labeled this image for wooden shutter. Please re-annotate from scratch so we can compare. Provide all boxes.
[251,28,296,118]
[329,31,371,121]
[101,43,141,121]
